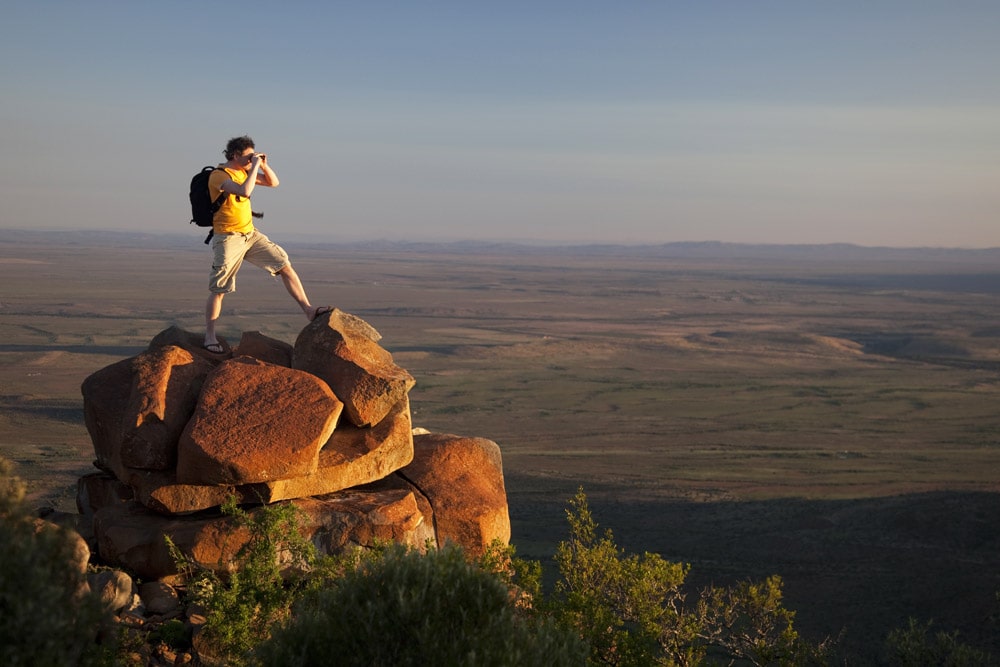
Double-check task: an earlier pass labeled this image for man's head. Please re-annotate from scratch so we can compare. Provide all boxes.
[224,135,255,161]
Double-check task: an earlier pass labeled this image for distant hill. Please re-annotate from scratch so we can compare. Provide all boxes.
[313,239,1000,262]
[4,229,1000,263]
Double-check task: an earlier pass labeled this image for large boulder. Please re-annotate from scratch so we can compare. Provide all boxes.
[82,339,220,479]
[82,357,136,480]
[94,501,249,580]
[176,357,343,485]
[120,345,215,470]
[395,433,511,557]
[293,308,415,427]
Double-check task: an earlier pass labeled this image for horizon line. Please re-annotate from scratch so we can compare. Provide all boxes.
[3,227,999,253]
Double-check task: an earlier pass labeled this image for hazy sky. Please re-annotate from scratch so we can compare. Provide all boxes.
[2,2,998,246]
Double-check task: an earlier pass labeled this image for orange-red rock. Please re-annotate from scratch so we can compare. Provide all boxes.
[398,433,511,557]
[79,319,510,583]
[233,331,293,367]
[176,357,342,485]
[116,397,414,515]
[292,309,415,427]
[82,357,135,480]
[120,345,215,470]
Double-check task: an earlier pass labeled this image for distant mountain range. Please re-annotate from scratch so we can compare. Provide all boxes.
[4,229,1000,262]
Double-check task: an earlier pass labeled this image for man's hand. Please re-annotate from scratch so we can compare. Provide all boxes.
[253,153,278,187]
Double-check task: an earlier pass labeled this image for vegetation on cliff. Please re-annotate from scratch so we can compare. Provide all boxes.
[2,459,996,665]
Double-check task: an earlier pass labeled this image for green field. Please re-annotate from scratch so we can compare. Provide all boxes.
[2,233,998,659]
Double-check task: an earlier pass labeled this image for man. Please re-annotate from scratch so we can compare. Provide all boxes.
[203,135,330,353]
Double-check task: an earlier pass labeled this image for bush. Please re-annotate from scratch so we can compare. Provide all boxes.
[254,543,587,667]
[552,487,696,664]
[169,497,317,665]
[883,617,996,666]
[551,487,830,666]
[696,576,829,666]
[0,457,110,666]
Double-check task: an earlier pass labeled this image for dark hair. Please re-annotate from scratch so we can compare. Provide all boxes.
[224,135,255,161]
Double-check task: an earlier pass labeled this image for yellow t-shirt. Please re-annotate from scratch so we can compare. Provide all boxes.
[207,167,255,234]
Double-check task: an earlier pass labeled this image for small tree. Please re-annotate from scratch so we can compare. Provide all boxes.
[552,487,697,665]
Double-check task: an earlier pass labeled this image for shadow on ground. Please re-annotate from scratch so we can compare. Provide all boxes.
[506,474,1000,662]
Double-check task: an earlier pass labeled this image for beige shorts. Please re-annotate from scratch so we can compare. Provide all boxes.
[208,229,289,294]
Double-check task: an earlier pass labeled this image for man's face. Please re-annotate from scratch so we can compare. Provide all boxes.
[236,148,255,169]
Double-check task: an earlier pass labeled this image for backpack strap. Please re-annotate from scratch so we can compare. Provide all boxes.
[204,168,227,245]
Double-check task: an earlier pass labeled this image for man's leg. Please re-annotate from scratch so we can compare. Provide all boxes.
[205,232,245,350]
[204,292,225,348]
[277,264,327,320]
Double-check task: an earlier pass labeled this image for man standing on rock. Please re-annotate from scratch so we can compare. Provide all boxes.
[202,135,331,353]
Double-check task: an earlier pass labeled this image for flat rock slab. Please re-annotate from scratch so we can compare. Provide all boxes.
[92,488,434,580]
[108,397,414,515]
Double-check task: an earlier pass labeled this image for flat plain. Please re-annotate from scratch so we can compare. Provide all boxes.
[2,231,999,660]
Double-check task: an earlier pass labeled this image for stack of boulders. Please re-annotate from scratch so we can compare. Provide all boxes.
[76,309,510,582]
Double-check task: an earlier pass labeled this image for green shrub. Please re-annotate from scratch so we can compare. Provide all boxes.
[168,497,317,665]
[696,575,829,666]
[0,457,111,666]
[883,617,996,666]
[477,538,544,611]
[254,544,587,667]
[551,487,830,666]
[151,618,190,650]
[552,487,695,665]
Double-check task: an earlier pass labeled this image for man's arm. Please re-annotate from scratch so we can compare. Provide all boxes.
[255,154,279,187]
[220,158,263,198]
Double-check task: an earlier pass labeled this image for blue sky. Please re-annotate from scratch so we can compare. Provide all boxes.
[2,2,998,246]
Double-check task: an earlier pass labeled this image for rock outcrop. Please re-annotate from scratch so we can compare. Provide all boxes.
[77,309,510,580]
[293,309,416,427]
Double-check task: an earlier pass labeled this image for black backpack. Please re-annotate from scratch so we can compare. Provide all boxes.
[189,166,226,244]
